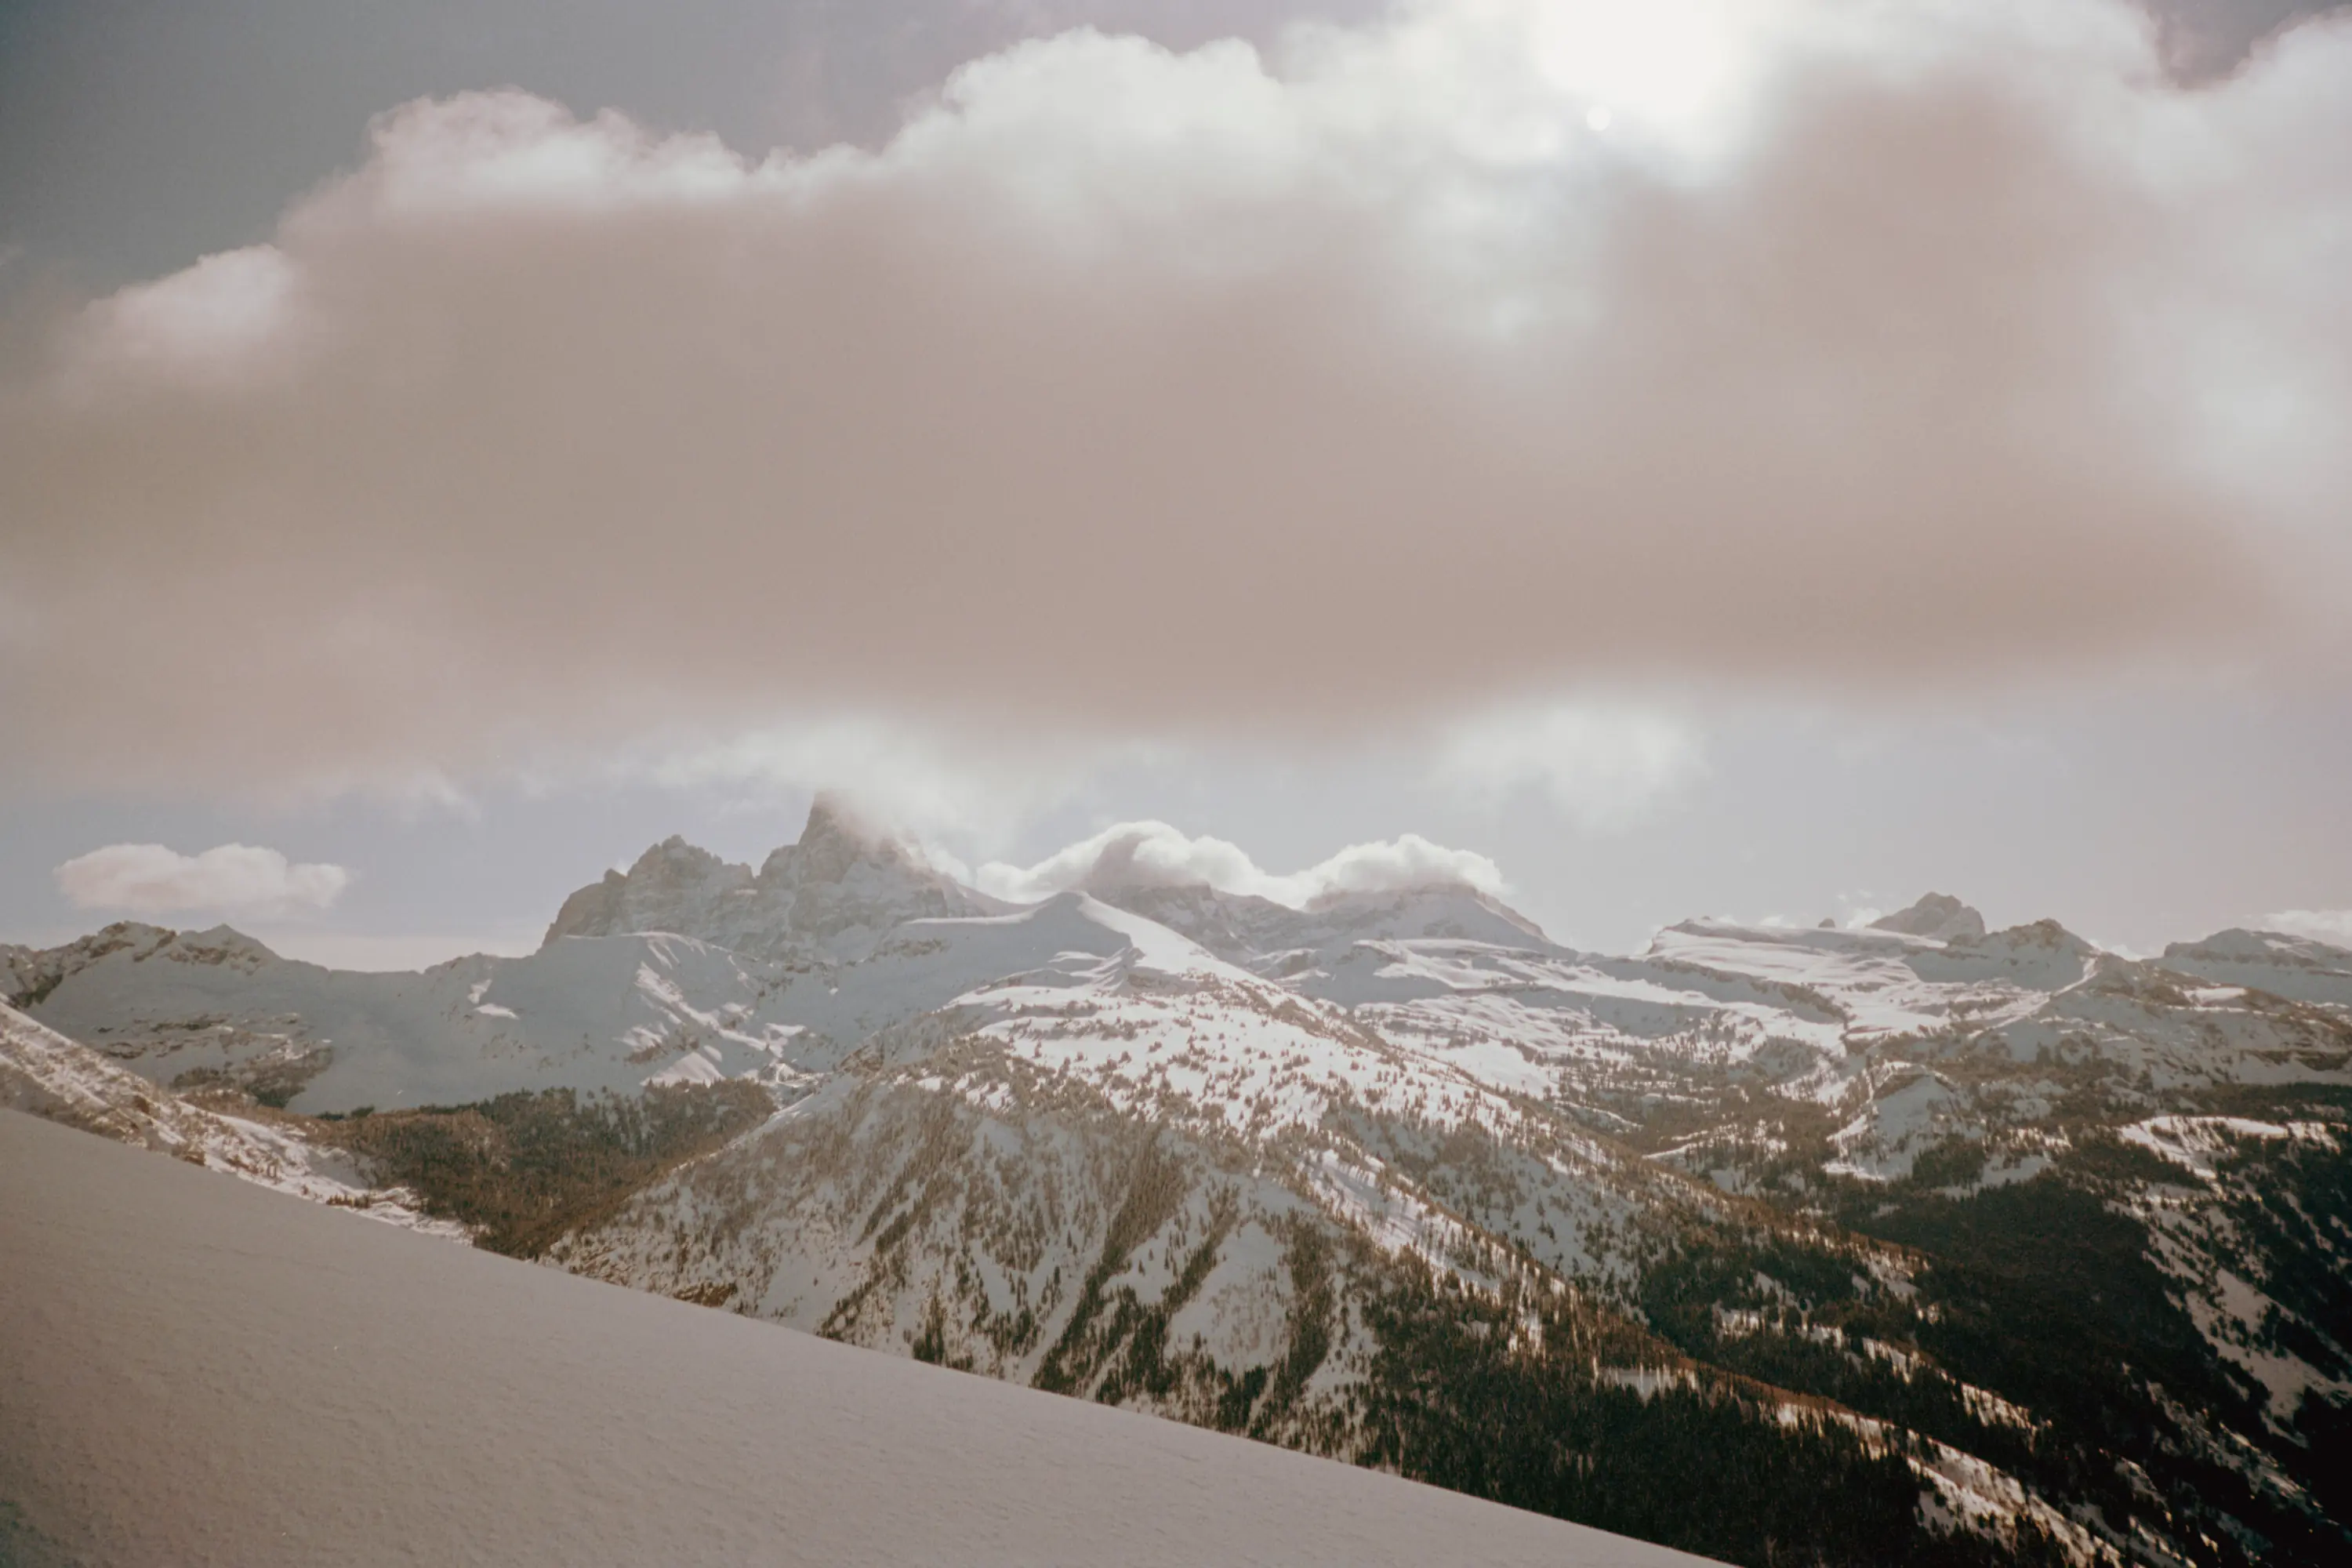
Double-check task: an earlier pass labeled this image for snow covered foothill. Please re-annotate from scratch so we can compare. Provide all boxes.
[0,1109,1712,1568]
[2157,928,2352,1017]
[2120,1113,2341,1182]
[2114,1114,2352,1446]
[0,1002,466,1239]
[1644,907,2068,1044]
[1824,1063,1977,1183]
[16,921,806,1112]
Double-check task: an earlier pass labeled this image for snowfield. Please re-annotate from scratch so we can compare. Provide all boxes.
[0,1109,1711,1568]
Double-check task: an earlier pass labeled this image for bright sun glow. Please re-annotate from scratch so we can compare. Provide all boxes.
[1524,0,1762,142]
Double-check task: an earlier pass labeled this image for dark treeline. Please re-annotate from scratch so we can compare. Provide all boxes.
[1352,1264,2061,1568]
[317,1083,771,1256]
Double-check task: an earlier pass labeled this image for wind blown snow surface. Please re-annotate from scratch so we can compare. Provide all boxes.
[0,1109,1711,1568]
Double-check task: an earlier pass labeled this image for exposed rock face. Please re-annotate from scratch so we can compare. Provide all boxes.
[543,840,756,952]
[4,924,277,1011]
[2160,927,2352,1014]
[1868,892,1987,942]
[543,794,999,964]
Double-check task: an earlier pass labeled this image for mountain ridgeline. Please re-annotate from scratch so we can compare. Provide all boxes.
[543,797,1000,963]
[5,798,2348,1568]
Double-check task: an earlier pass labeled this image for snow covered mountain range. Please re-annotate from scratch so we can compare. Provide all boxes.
[6,797,2347,1568]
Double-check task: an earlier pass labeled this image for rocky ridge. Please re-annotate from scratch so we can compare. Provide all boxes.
[7,813,2349,1568]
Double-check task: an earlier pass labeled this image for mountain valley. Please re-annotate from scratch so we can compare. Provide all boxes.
[5,799,2347,1568]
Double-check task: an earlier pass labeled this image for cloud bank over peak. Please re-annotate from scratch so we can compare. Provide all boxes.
[4,0,2350,795]
[977,821,1504,909]
[54,844,352,919]
[2262,909,2352,947]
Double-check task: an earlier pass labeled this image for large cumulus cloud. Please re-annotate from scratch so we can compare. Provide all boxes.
[4,0,2349,794]
[54,843,351,917]
[976,820,1505,906]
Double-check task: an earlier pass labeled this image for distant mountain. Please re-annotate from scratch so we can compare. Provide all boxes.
[4,920,804,1111]
[6,800,2348,1568]
[2159,927,2352,1009]
[1869,892,1989,942]
[1,1000,465,1237]
[544,793,1001,964]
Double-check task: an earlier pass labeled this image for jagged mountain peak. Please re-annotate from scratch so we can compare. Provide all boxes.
[1868,892,1987,942]
[545,795,996,962]
[637,833,745,875]
[543,838,751,949]
[757,793,931,888]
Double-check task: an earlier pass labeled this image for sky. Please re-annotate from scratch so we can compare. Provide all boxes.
[2,0,2349,967]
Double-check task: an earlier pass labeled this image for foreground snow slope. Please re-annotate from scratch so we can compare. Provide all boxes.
[0,1110,1710,1568]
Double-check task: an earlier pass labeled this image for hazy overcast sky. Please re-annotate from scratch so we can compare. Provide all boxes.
[2,0,2348,964]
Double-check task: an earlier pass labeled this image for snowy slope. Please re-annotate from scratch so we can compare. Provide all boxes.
[16,923,807,1112]
[1623,901,2352,1181]
[557,886,1699,1310]
[0,1109,1712,1568]
[2158,928,2352,1018]
[0,1001,464,1236]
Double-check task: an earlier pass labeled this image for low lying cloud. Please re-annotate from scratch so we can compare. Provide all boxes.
[55,844,353,918]
[5,0,2350,794]
[2262,909,2352,947]
[978,821,1504,907]
[630,717,1146,845]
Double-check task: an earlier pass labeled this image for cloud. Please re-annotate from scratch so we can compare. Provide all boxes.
[54,844,353,917]
[628,717,1144,844]
[2261,908,2352,946]
[977,821,1503,906]
[4,0,2350,794]
[2138,0,2351,80]
[1433,702,1704,829]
